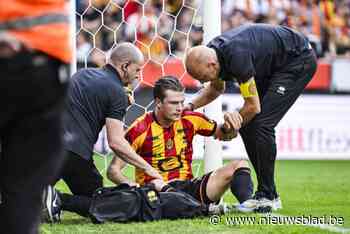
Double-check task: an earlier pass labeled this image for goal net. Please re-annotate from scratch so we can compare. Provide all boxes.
[75,0,223,180]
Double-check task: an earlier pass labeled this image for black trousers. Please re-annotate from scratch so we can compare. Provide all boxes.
[57,151,103,197]
[54,151,103,216]
[0,51,68,234]
[239,50,317,199]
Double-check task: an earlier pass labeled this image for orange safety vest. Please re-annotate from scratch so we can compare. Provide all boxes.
[0,0,71,63]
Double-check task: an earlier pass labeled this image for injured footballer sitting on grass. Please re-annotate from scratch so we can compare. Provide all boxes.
[43,76,260,223]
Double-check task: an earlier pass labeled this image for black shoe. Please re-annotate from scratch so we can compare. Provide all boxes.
[42,185,62,223]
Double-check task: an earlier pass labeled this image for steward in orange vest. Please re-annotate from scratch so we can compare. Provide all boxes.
[0,0,71,63]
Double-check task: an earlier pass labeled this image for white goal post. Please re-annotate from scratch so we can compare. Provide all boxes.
[202,0,223,173]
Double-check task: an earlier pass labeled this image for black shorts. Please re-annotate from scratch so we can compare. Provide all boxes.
[168,172,213,205]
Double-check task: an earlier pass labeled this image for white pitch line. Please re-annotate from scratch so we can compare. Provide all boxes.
[93,151,109,174]
[270,213,350,234]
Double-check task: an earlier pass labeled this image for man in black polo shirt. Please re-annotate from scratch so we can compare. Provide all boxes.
[185,24,317,212]
[43,42,163,222]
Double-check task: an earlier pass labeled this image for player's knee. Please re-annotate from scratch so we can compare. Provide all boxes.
[227,160,248,171]
[215,160,250,183]
[222,161,242,181]
[215,165,234,183]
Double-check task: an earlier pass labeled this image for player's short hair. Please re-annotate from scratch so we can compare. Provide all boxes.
[153,76,184,102]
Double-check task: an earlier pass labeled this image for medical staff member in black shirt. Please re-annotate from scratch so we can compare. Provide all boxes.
[185,24,317,213]
[43,42,163,222]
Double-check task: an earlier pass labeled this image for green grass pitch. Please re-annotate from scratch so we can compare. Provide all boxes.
[41,156,350,234]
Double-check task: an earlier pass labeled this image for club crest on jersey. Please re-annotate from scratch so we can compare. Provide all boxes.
[166,139,174,149]
[158,156,182,172]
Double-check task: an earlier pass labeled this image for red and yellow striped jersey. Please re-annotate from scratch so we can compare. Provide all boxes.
[125,111,217,185]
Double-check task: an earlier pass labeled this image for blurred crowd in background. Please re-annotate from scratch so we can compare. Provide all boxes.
[75,0,350,68]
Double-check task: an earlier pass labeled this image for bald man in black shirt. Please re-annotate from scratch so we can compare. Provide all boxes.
[185,24,317,212]
[43,43,163,222]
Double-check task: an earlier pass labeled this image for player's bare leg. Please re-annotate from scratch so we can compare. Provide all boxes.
[206,160,252,202]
